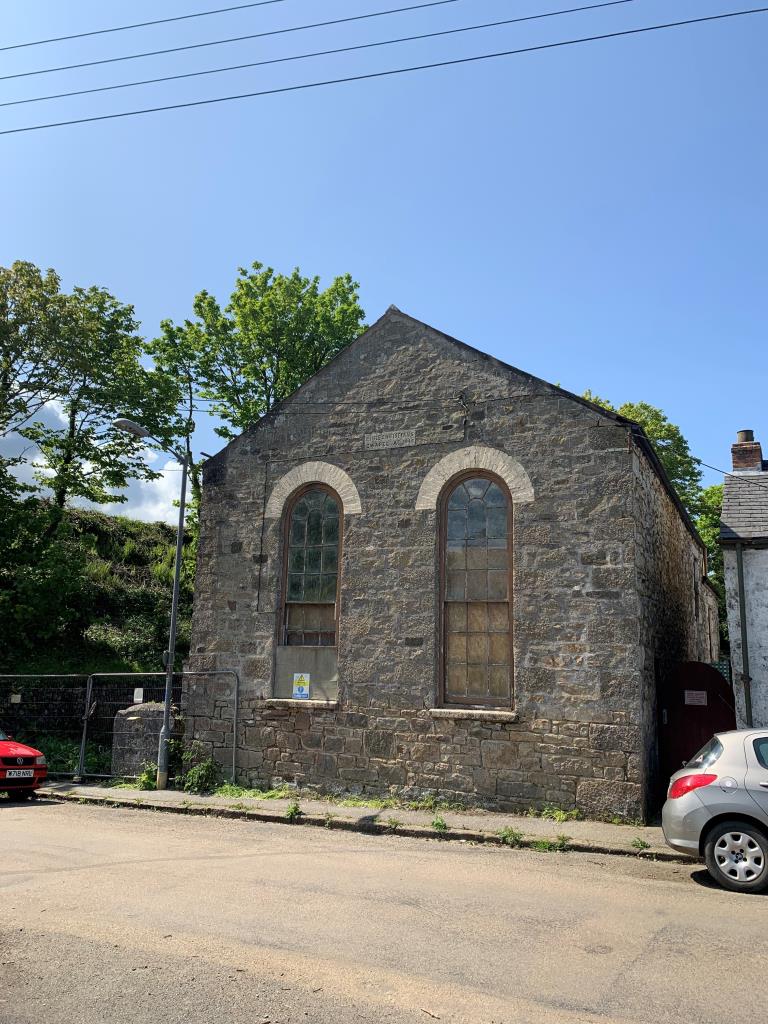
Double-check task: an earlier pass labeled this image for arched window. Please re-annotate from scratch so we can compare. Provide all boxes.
[440,473,512,706]
[282,486,341,647]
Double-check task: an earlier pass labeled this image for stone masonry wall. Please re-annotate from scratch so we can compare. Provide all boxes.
[184,696,642,818]
[185,308,713,820]
[632,447,719,811]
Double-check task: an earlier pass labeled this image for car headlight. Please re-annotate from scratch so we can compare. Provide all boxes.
[35,755,46,765]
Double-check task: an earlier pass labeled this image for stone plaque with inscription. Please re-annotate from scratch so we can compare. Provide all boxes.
[364,429,416,450]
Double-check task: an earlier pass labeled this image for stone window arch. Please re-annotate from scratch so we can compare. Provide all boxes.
[439,471,514,708]
[266,461,361,519]
[415,445,533,511]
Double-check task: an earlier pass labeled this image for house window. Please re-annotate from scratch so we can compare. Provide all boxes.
[282,486,340,647]
[440,473,512,706]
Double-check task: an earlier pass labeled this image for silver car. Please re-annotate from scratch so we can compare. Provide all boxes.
[662,729,768,893]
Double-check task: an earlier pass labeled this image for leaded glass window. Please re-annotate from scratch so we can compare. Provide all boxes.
[283,487,340,646]
[442,475,512,705]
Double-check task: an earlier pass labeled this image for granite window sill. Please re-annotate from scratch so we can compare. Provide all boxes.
[429,708,519,723]
[263,698,339,709]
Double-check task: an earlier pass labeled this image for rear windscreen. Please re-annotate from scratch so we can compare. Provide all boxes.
[685,736,724,769]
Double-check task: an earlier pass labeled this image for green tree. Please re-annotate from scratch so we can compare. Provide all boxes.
[0,495,89,657]
[0,497,193,671]
[0,261,68,495]
[0,261,67,436]
[583,391,702,513]
[21,285,176,509]
[153,262,366,442]
[149,262,365,577]
[694,483,727,645]
[145,318,203,507]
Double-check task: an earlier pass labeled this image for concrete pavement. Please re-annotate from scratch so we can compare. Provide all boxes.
[2,798,765,1023]
[40,781,674,859]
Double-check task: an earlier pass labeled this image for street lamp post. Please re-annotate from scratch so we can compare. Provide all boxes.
[113,418,189,790]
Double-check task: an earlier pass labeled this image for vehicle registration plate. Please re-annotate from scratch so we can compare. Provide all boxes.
[5,769,34,778]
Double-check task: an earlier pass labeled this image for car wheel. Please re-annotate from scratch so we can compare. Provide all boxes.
[704,820,768,894]
[7,788,36,802]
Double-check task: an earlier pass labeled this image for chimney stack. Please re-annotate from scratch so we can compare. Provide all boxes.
[732,429,764,471]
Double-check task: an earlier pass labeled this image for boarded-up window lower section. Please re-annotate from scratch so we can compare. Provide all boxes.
[442,475,512,706]
[445,602,510,701]
[285,604,335,646]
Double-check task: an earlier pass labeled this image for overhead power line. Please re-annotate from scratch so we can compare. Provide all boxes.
[0,0,295,53]
[697,459,768,496]
[1,7,765,137]
[0,0,466,82]
[0,0,644,110]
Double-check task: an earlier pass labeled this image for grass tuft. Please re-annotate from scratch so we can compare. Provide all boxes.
[531,834,571,853]
[497,826,525,848]
[285,799,302,823]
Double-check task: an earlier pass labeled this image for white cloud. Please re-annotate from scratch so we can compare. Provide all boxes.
[30,453,55,478]
[102,459,184,525]
[2,421,183,524]
[43,399,69,425]
[2,392,221,526]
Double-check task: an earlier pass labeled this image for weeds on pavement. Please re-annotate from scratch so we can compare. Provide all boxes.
[531,834,571,853]
[497,827,525,848]
[285,800,302,823]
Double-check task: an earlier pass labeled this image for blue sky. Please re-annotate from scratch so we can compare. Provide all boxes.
[2,0,766,521]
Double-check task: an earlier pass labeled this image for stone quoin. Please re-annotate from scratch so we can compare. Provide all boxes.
[185,307,718,820]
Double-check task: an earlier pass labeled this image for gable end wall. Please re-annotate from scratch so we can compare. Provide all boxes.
[184,311,697,820]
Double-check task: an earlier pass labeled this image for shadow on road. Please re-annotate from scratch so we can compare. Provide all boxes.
[690,867,768,897]
[0,795,59,809]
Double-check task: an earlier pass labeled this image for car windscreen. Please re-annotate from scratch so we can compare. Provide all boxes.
[685,736,724,769]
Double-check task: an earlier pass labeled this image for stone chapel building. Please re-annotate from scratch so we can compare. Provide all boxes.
[185,307,718,820]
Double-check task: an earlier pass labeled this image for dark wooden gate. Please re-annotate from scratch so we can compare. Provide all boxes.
[657,661,737,787]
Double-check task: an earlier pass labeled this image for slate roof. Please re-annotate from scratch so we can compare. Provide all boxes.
[721,471,768,542]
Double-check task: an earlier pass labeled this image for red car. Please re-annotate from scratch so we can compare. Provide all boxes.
[0,728,47,800]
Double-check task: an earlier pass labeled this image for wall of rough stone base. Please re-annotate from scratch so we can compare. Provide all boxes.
[183,691,643,818]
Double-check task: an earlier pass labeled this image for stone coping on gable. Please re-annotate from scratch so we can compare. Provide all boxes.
[429,708,519,723]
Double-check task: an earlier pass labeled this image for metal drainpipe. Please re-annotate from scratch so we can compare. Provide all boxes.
[735,542,754,727]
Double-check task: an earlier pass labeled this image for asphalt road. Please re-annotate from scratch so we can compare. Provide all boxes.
[1,800,765,1024]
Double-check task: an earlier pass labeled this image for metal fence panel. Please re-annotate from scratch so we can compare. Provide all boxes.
[0,675,89,775]
[86,673,182,779]
[1,671,238,782]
